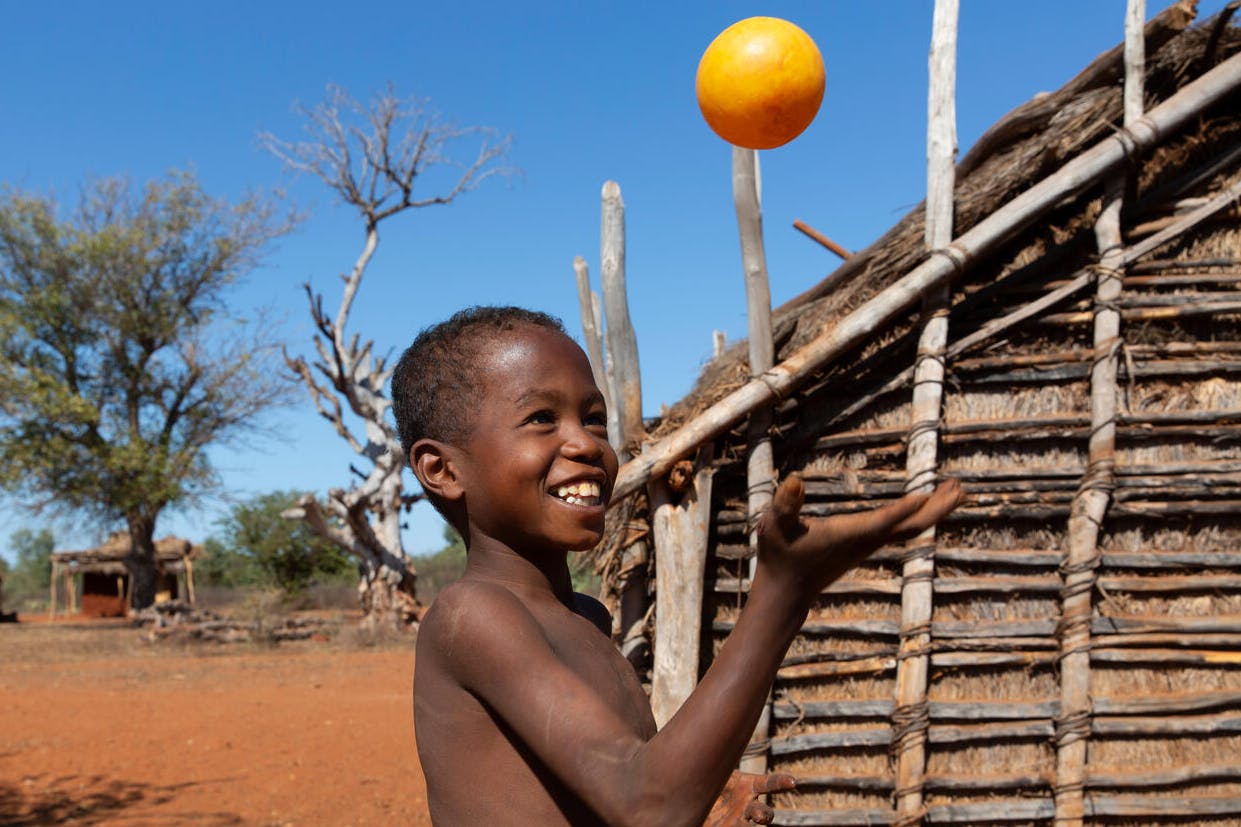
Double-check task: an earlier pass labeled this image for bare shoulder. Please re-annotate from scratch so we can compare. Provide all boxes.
[572,592,613,637]
[418,578,537,659]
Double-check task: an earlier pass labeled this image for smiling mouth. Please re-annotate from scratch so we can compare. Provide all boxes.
[551,480,603,507]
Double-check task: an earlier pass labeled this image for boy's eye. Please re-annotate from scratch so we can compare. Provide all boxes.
[524,410,556,426]
[584,411,607,428]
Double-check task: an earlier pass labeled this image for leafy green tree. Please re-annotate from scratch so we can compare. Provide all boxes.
[0,171,295,609]
[210,490,353,595]
[3,527,54,596]
[195,537,264,589]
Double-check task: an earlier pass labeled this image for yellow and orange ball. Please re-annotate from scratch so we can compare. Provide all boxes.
[695,16,826,150]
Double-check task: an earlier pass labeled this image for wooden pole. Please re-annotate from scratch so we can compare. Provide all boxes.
[600,180,650,666]
[733,146,777,775]
[610,51,1241,503]
[733,147,776,577]
[1056,3,1143,825]
[649,446,714,728]
[184,556,196,606]
[49,560,58,618]
[895,3,956,824]
[600,181,644,460]
[574,255,613,437]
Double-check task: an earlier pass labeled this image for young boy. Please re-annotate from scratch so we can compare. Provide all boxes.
[392,306,961,826]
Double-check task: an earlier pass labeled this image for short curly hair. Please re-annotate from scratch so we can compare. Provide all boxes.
[391,306,567,461]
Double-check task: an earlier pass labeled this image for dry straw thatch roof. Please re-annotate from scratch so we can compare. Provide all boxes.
[51,532,203,575]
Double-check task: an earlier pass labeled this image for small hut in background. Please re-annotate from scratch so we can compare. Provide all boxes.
[50,533,202,618]
[604,3,1241,824]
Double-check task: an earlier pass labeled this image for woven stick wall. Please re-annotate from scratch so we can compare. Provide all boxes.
[623,6,1241,825]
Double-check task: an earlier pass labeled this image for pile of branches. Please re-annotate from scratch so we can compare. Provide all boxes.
[133,601,335,645]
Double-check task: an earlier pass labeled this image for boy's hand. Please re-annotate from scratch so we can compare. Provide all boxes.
[705,771,796,826]
[756,474,962,599]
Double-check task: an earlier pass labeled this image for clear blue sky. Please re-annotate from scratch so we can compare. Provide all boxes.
[1,1,1230,562]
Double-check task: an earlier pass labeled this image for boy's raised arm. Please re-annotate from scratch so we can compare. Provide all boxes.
[431,476,961,827]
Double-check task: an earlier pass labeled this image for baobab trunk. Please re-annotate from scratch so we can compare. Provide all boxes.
[356,472,420,628]
[125,512,159,610]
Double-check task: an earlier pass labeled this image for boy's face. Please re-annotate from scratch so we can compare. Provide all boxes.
[451,324,619,555]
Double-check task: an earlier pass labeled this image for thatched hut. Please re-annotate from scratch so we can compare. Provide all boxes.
[50,533,202,618]
[606,3,1241,823]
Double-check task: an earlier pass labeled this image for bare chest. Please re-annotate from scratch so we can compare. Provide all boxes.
[539,611,657,738]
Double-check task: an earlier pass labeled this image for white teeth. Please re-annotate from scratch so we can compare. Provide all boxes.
[553,481,601,504]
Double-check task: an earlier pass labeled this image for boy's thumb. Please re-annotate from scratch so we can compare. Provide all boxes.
[770,473,805,536]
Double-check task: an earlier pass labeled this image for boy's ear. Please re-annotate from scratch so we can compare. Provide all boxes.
[410,439,465,502]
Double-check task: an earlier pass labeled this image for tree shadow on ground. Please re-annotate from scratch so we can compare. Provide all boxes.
[0,773,243,826]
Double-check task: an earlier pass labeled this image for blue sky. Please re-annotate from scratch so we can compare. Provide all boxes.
[1,1,1230,562]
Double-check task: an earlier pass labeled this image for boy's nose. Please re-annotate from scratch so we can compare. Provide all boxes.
[561,425,605,461]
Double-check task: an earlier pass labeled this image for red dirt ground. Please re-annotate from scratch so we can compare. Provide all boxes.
[0,614,431,826]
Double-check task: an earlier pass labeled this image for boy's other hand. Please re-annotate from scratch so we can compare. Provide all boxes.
[757,473,962,599]
[705,771,796,826]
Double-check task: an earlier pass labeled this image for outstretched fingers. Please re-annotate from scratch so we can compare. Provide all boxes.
[891,479,963,538]
[755,474,963,596]
[810,478,962,548]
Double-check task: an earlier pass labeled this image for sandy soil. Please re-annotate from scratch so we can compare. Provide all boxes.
[0,614,431,826]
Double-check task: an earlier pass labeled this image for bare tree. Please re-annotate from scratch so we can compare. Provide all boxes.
[260,84,512,628]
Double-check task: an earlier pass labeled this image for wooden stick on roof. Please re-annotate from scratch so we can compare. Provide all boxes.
[792,219,852,261]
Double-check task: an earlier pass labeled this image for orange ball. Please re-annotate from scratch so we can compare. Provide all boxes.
[695,16,826,150]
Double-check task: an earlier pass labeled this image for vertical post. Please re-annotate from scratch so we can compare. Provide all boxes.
[184,556,196,606]
[574,255,614,441]
[600,181,644,461]
[894,2,956,825]
[49,559,59,618]
[649,445,715,728]
[733,145,777,775]
[1055,3,1142,825]
[600,180,650,666]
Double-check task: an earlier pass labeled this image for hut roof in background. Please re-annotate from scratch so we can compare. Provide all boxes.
[51,532,204,570]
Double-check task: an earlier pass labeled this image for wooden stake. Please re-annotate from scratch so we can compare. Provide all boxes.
[573,255,614,443]
[600,181,643,460]
[1056,5,1143,825]
[895,4,956,824]
[600,180,650,667]
[733,145,777,775]
[649,445,714,728]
